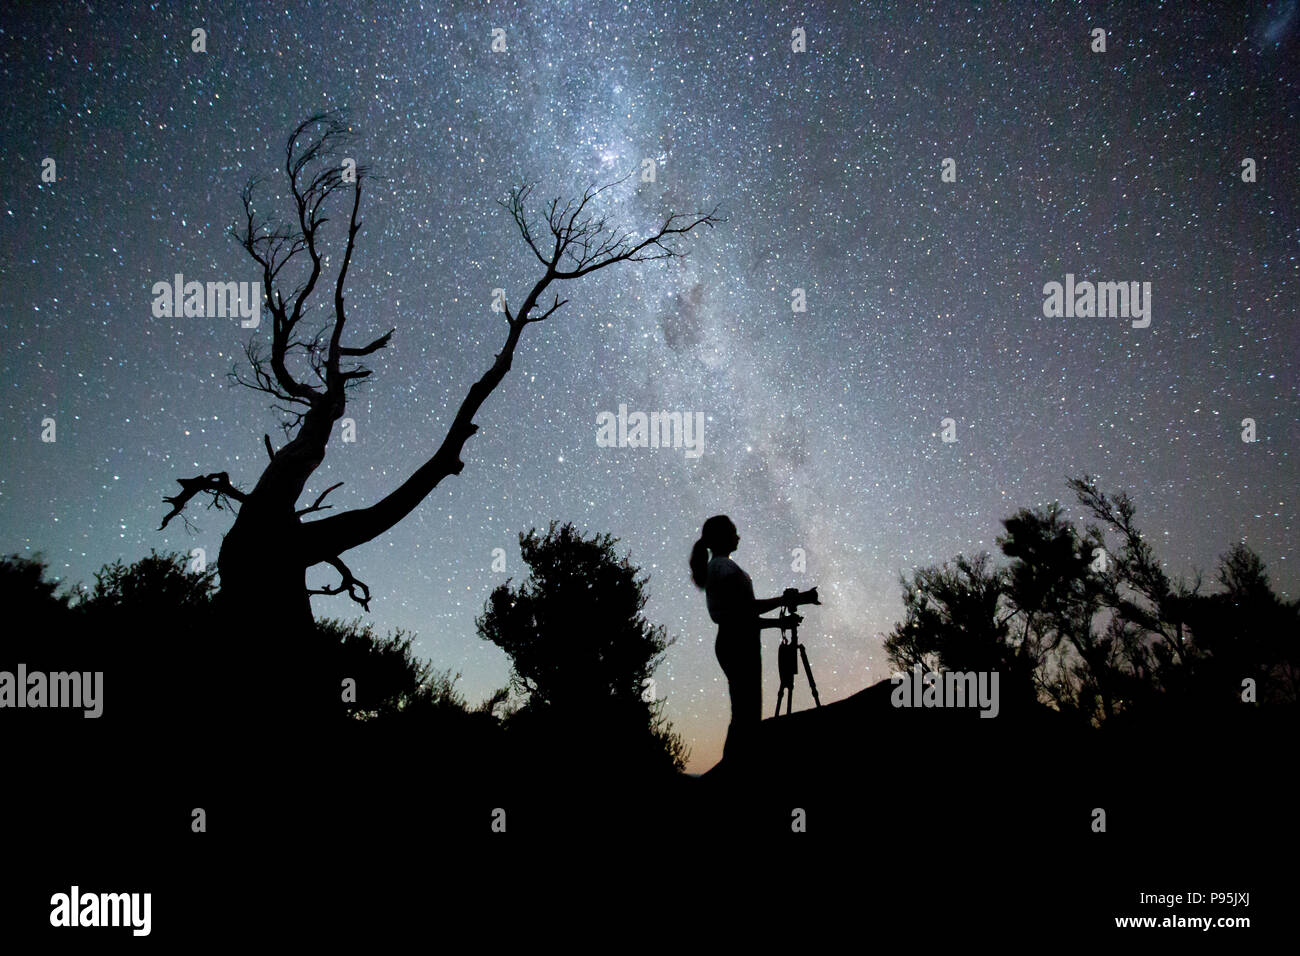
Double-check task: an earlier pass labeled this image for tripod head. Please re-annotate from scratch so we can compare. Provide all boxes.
[779,586,820,629]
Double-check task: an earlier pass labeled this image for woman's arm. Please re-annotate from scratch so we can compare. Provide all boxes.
[754,587,819,616]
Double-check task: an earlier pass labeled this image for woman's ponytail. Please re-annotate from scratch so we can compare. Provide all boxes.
[690,537,711,590]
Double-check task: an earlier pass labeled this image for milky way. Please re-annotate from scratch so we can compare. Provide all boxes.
[1,1,1296,770]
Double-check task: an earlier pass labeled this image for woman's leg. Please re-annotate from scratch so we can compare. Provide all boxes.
[718,633,761,762]
[732,638,761,752]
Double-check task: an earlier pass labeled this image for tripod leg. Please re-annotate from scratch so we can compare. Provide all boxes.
[798,645,822,707]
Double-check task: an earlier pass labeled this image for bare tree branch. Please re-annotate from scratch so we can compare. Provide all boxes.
[227,111,389,444]
[500,176,724,281]
[339,328,395,356]
[526,293,569,324]
[325,170,365,397]
[307,554,371,610]
[159,472,247,531]
[296,481,344,517]
[497,181,552,269]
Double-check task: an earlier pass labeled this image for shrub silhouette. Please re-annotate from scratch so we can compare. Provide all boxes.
[315,616,485,722]
[0,551,483,733]
[477,522,688,774]
[77,550,218,617]
[885,476,1298,727]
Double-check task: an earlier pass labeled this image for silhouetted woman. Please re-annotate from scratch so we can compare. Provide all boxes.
[690,515,818,764]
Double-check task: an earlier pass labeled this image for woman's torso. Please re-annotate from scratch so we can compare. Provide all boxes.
[706,555,758,640]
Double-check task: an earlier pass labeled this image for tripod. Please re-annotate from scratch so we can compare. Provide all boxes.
[774,609,822,716]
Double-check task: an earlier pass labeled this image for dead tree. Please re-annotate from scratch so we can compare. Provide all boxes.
[160,113,721,644]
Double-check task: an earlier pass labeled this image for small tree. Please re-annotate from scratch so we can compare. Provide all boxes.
[883,551,1038,708]
[477,523,687,773]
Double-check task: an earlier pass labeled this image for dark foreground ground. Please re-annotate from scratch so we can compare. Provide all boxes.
[4,673,1288,944]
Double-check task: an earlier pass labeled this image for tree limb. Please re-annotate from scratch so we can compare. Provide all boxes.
[297,481,344,516]
[307,554,371,610]
[526,293,568,324]
[326,173,365,397]
[159,472,247,531]
[340,328,395,356]
[229,112,388,436]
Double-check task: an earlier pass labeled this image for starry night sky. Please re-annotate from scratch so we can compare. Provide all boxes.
[2,1,1296,771]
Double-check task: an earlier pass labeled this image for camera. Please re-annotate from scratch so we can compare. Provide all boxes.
[780,586,819,614]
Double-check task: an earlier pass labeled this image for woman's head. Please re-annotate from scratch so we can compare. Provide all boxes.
[690,515,739,589]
